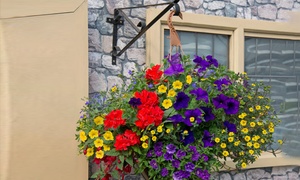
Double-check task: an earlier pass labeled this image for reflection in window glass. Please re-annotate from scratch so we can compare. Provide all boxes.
[164,30,229,66]
[245,37,300,156]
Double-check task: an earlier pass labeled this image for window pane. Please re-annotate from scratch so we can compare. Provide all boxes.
[164,30,229,66]
[245,37,300,156]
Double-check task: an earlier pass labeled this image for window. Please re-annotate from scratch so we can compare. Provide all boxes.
[146,8,300,168]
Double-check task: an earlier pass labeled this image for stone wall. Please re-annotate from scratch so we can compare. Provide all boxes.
[88,0,300,179]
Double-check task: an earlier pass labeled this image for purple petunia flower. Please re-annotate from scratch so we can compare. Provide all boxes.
[164,152,173,161]
[173,170,191,180]
[161,168,168,177]
[174,92,190,110]
[184,108,202,124]
[202,130,215,147]
[212,94,229,109]
[191,82,197,88]
[148,83,153,88]
[195,168,210,180]
[154,142,163,157]
[169,114,184,123]
[193,55,210,73]
[189,145,197,153]
[166,144,177,154]
[172,159,180,169]
[206,55,219,67]
[224,98,240,115]
[201,154,209,162]
[185,162,195,172]
[128,97,141,108]
[176,149,186,160]
[191,151,201,161]
[201,107,215,122]
[164,53,184,76]
[147,150,154,158]
[190,88,209,103]
[182,130,195,145]
[214,78,231,91]
[150,159,158,169]
[224,121,237,133]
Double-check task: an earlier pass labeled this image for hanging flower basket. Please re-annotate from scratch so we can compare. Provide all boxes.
[76,54,282,180]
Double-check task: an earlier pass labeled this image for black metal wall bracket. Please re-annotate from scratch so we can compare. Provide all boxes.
[106,0,180,65]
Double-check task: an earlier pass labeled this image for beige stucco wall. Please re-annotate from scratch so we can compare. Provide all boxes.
[0,1,88,180]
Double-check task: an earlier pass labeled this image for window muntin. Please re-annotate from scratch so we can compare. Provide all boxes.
[245,37,300,156]
[164,30,229,66]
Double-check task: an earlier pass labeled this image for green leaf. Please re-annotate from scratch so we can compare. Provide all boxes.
[125,156,133,166]
[111,169,120,180]
[105,149,118,156]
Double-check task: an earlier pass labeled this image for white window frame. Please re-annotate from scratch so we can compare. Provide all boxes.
[146,8,300,169]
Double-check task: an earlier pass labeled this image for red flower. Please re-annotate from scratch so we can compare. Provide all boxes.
[135,106,164,129]
[114,130,140,151]
[104,109,126,129]
[101,174,111,180]
[123,164,132,173]
[93,158,101,165]
[145,65,163,84]
[134,90,159,108]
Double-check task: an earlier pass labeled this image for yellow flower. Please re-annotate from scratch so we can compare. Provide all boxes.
[189,117,195,123]
[258,96,264,99]
[244,136,251,142]
[103,131,114,141]
[201,78,206,81]
[220,143,227,148]
[167,89,176,97]
[94,116,104,125]
[255,105,261,110]
[96,150,104,159]
[183,130,188,135]
[86,148,94,157]
[158,85,167,93]
[247,142,253,147]
[186,75,192,84]
[269,128,274,133]
[257,121,263,126]
[162,99,173,109]
[242,72,247,75]
[251,83,256,87]
[142,143,148,149]
[172,80,183,89]
[248,95,252,100]
[166,129,171,133]
[222,129,226,133]
[222,151,229,157]
[241,162,247,168]
[242,128,249,134]
[228,137,234,142]
[254,143,260,149]
[157,126,163,133]
[111,86,117,92]
[234,141,240,146]
[252,136,258,141]
[89,129,99,139]
[249,107,254,112]
[265,105,270,109]
[240,120,247,126]
[152,136,157,141]
[269,122,274,128]
[278,139,283,145]
[262,130,267,135]
[103,144,110,151]
[250,122,256,127]
[239,152,244,156]
[239,113,247,119]
[79,131,87,142]
[151,130,156,135]
[94,138,104,148]
[249,150,254,155]
[229,132,234,136]
[215,137,220,143]
[140,135,149,141]
[260,139,265,143]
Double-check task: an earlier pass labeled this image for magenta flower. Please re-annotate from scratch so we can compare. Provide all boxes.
[185,162,195,172]
[161,168,168,177]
